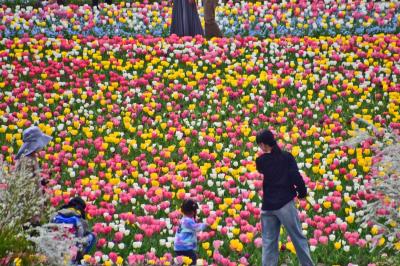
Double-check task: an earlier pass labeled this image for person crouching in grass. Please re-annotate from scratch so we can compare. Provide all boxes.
[50,197,96,264]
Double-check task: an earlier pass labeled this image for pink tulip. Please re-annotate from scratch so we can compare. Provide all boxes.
[309,238,318,246]
[97,238,106,248]
[254,237,263,248]
[213,240,223,250]
[109,252,118,263]
[357,239,367,248]
[135,234,143,241]
[340,223,348,232]
[318,236,328,245]
[239,257,249,265]
[314,229,323,238]
[114,232,124,242]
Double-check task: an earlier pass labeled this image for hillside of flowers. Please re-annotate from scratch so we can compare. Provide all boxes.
[1,1,400,266]
[1,1,400,38]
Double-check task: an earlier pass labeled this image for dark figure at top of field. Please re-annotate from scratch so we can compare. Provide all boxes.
[92,0,112,7]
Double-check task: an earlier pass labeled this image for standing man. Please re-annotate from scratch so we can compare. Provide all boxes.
[255,129,314,266]
[203,0,223,39]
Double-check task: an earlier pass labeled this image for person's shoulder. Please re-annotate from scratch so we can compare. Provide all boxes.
[255,154,265,166]
[277,150,293,161]
[181,216,195,226]
[256,153,268,162]
[58,208,81,218]
[282,151,299,164]
[182,216,194,222]
[281,150,290,156]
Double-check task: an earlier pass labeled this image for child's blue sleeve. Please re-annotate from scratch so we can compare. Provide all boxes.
[184,219,206,232]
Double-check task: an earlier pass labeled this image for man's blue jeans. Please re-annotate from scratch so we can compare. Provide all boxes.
[261,200,314,266]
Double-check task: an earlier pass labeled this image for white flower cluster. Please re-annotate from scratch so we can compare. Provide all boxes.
[0,157,50,231]
[344,118,400,251]
[28,223,85,266]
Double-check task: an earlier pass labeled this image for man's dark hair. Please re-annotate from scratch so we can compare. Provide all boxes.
[256,129,282,154]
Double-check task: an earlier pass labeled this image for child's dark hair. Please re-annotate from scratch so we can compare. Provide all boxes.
[256,129,282,154]
[181,199,199,216]
[61,197,87,219]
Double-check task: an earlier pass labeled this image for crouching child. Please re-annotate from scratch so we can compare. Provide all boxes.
[50,197,96,264]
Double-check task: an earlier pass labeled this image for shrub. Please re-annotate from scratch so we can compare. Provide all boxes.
[0,157,51,231]
[0,157,52,265]
[343,117,400,252]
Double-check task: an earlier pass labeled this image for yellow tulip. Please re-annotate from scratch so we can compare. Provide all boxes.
[346,215,355,224]
[182,256,192,265]
[323,201,331,209]
[202,242,210,250]
[103,194,110,201]
[371,225,379,235]
[286,241,296,254]
[232,228,240,235]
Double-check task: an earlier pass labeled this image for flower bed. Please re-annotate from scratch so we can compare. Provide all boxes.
[1,1,399,38]
[0,33,399,265]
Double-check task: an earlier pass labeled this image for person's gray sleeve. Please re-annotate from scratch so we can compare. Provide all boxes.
[75,219,85,237]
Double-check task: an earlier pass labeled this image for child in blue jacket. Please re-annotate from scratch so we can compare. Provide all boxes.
[174,199,207,266]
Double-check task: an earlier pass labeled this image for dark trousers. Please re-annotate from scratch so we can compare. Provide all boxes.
[92,0,112,6]
[204,0,223,38]
[175,250,197,266]
[74,233,96,264]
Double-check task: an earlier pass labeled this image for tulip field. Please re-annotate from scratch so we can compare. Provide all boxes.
[1,1,400,38]
[1,1,400,266]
